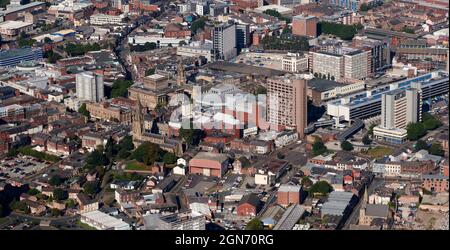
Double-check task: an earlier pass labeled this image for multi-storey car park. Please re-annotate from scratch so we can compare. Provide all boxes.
[327,71,449,122]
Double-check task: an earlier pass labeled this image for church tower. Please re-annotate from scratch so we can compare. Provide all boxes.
[132,96,144,141]
[177,59,186,86]
[359,186,369,225]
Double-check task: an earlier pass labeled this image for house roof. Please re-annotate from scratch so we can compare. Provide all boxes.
[239,193,260,207]
[365,204,389,218]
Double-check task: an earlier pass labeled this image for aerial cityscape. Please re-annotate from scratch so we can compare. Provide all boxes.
[0,0,448,231]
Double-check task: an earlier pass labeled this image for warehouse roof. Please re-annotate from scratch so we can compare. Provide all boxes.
[81,210,130,230]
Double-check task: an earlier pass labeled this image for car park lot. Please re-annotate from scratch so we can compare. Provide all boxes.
[0,155,50,179]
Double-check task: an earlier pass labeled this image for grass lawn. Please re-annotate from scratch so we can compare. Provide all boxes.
[76,219,97,230]
[364,146,394,158]
[125,160,151,171]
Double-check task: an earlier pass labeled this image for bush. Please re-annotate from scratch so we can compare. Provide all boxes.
[245,218,263,230]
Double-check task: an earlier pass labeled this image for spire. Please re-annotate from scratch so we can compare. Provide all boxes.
[363,185,369,205]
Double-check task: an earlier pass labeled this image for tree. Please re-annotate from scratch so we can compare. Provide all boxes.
[341,141,354,151]
[318,22,362,40]
[44,50,62,63]
[415,140,429,151]
[27,188,40,196]
[51,208,61,217]
[0,0,10,8]
[83,181,98,196]
[0,204,3,217]
[179,122,206,147]
[362,134,372,145]
[255,86,267,95]
[245,218,263,230]
[17,31,36,48]
[190,18,206,34]
[301,176,313,188]
[145,68,156,76]
[401,26,415,34]
[44,37,53,44]
[407,122,426,141]
[111,80,133,98]
[368,124,376,136]
[359,3,368,11]
[118,136,134,151]
[66,199,77,209]
[49,175,64,186]
[422,113,442,130]
[53,188,68,201]
[130,42,157,52]
[429,143,444,156]
[104,137,115,163]
[282,26,291,34]
[64,42,102,56]
[163,152,177,164]
[312,139,328,156]
[10,200,30,214]
[129,142,163,165]
[78,103,90,118]
[309,181,333,196]
[85,149,107,169]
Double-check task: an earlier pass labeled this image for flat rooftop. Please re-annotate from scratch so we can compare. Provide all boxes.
[207,61,286,77]
[308,78,343,92]
[0,20,33,29]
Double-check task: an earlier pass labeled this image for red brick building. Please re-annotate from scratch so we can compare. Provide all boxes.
[441,160,449,177]
[422,174,449,193]
[231,0,262,10]
[237,193,261,216]
[189,152,228,177]
[292,15,318,38]
[277,184,302,207]
[164,23,191,38]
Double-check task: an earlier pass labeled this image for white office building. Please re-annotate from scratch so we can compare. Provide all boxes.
[212,22,236,61]
[90,14,125,26]
[282,53,308,73]
[76,71,104,102]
